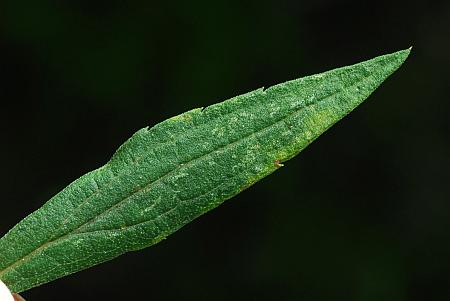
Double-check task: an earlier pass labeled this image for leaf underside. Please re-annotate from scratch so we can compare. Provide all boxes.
[0,49,410,293]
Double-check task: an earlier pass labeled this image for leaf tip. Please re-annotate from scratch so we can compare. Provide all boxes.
[378,47,411,77]
[397,46,412,63]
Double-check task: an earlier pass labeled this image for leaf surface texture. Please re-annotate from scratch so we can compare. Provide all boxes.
[0,49,410,293]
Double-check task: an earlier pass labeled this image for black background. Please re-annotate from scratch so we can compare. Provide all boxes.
[1,0,449,300]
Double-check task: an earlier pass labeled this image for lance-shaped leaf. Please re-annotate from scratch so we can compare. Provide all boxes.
[0,49,410,293]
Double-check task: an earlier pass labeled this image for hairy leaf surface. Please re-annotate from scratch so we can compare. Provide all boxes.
[0,49,410,293]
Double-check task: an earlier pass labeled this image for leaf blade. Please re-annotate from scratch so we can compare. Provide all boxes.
[0,49,410,293]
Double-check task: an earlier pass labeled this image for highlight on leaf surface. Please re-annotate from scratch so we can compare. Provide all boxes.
[0,48,410,293]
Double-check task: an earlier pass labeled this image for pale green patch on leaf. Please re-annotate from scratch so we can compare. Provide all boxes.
[0,49,410,293]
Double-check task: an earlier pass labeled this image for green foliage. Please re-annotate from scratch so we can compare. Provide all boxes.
[0,49,410,293]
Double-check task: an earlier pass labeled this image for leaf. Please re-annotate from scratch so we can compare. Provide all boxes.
[0,49,410,293]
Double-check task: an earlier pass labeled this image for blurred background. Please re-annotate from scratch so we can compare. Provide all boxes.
[0,0,449,300]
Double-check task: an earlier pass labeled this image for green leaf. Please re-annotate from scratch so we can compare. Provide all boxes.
[0,49,410,293]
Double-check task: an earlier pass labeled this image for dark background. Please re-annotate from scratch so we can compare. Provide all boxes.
[1,0,449,300]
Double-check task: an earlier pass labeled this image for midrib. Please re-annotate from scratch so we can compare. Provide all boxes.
[0,74,369,284]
